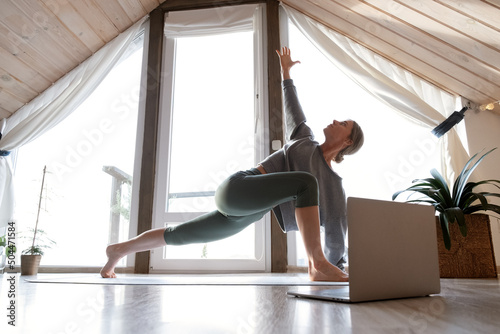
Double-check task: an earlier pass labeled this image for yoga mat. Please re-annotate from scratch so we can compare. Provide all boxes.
[26,273,348,286]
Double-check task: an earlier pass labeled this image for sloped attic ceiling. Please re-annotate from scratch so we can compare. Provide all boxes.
[0,0,499,120]
[0,0,166,120]
[282,0,500,110]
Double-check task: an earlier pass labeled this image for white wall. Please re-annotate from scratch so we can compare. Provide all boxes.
[464,108,500,266]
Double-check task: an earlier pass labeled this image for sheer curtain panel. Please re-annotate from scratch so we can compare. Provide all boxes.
[0,17,147,229]
[282,4,470,185]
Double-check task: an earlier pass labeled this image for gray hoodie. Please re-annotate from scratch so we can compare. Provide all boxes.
[260,79,348,269]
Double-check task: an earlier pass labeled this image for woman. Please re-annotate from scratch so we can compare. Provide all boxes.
[101,47,364,281]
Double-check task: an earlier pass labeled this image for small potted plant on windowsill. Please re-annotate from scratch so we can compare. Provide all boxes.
[21,166,56,275]
[393,148,500,278]
[21,228,55,275]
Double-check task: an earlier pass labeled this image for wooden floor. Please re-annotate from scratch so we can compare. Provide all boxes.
[2,273,500,333]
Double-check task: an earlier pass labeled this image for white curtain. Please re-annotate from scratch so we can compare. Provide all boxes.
[0,17,148,229]
[282,4,470,185]
[164,3,259,36]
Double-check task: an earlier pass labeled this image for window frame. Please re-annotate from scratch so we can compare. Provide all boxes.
[150,5,271,273]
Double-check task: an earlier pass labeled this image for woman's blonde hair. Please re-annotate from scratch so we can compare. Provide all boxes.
[334,120,364,163]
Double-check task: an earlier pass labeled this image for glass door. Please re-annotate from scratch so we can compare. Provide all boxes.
[151,4,268,272]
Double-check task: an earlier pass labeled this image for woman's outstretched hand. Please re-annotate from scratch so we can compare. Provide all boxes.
[276,47,301,80]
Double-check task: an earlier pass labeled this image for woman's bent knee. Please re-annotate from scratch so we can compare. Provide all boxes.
[295,172,319,208]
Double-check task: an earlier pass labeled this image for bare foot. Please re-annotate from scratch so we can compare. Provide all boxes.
[309,261,349,282]
[100,244,125,278]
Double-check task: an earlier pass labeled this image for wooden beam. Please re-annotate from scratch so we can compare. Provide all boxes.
[266,0,288,273]
[134,7,164,274]
[159,0,265,12]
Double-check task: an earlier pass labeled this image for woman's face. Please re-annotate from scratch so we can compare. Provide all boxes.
[323,120,354,149]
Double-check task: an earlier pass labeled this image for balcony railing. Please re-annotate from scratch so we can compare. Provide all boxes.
[104,165,215,243]
[103,166,132,244]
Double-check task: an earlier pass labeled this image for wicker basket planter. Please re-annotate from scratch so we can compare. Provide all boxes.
[436,214,497,278]
[21,255,42,276]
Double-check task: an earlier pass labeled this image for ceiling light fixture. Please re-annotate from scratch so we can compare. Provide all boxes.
[479,101,499,112]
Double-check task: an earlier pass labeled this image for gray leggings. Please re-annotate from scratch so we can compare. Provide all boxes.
[163,168,319,245]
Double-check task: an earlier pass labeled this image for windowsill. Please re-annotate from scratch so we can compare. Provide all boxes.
[287,265,350,274]
[5,266,134,274]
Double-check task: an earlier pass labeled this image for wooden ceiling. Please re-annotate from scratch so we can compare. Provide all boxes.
[0,0,165,120]
[282,0,500,111]
[1,0,499,120]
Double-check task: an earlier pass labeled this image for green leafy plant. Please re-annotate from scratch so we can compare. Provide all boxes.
[0,235,16,257]
[21,228,55,255]
[393,148,500,250]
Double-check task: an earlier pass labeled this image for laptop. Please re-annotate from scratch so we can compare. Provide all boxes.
[288,197,441,303]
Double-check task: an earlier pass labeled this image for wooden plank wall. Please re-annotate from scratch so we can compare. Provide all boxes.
[281,0,500,106]
[0,0,165,119]
[2,0,500,118]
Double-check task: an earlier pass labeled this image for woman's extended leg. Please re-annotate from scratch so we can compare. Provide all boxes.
[100,228,166,278]
[101,169,347,281]
[295,206,348,282]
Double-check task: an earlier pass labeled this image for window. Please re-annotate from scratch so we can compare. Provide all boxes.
[285,22,441,267]
[150,5,268,272]
[13,34,145,268]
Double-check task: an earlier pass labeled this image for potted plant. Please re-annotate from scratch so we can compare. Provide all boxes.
[21,166,56,275]
[393,148,500,278]
[0,230,8,272]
